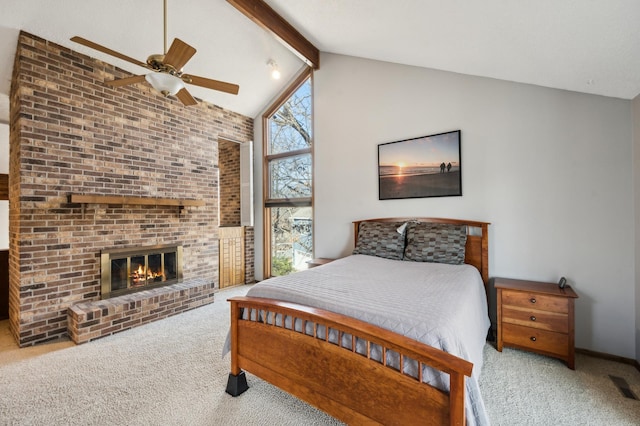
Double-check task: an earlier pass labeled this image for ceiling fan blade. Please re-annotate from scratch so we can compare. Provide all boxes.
[175,88,198,106]
[182,74,240,95]
[104,75,147,87]
[163,38,196,71]
[70,36,148,69]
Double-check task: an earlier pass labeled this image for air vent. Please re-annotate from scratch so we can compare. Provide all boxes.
[609,375,638,400]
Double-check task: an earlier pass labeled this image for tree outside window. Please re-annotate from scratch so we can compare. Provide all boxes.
[264,72,312,277]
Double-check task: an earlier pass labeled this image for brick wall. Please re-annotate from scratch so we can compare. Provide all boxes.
[9,31,253,346]
[218,139,241,226]
[219,139,255,284]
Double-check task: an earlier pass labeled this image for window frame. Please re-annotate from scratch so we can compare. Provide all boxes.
[265,149,312,207]
[262,68,313,278]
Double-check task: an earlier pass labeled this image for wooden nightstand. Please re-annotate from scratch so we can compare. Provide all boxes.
[306,258,335,268]
[495,277,579,369]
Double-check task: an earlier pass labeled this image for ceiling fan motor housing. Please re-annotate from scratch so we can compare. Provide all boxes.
[147,54,182,76]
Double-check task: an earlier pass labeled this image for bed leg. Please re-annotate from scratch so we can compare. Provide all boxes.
[227,300,248,396]
[225,371,249,396]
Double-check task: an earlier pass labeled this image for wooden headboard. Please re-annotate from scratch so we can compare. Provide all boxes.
[352,217,490,293]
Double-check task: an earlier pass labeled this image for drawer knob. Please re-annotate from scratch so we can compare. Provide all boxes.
[530,316,536,321]
[530,297,537,304]
[530,336,537,342]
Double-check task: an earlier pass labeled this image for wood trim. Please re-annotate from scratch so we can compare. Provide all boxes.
[576,347,640,373]
[265,146,311,161]
[0,174,7,200]
[68,194,205,207]
[227,0,320,69]
[263,68,312,120]
[264,197,312,208]
[262,109,270,279]
[262,206,272,279]
[0,249,8,320]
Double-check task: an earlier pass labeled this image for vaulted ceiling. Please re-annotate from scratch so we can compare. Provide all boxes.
[1,0,639,124]
[0,0,305,123]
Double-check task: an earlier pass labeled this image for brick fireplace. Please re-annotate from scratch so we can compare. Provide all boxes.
[8,31,254,346]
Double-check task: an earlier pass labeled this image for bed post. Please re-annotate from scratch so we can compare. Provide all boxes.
[480,222,489,296]
[449,371,466,426]
[225,299,249,396]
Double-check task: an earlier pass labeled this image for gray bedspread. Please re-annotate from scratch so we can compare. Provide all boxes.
[228,254,490,425]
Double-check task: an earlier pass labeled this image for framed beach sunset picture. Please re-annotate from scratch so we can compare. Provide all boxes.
[378,130,462,200]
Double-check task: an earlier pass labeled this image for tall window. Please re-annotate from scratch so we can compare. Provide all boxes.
[263,70,313,277]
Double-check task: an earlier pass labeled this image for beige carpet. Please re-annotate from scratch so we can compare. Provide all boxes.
[0,284,639,425]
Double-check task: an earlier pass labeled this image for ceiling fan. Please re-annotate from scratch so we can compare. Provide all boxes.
[70,0,239,106]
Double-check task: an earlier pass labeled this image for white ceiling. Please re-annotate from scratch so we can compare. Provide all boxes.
[268,0,640,100]
[1,0,639,124]
[0,0,304,122]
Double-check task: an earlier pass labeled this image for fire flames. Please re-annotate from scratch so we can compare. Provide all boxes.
[131,264,164,285]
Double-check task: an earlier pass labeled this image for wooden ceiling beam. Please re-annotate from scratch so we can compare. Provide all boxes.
[227,0,320,70]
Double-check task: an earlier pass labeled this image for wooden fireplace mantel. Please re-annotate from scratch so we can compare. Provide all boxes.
[68,194,205,217]
[69,194,205,207]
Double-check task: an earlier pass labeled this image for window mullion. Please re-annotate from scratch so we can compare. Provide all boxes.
[265,197,312,208]
[265,147,311,161]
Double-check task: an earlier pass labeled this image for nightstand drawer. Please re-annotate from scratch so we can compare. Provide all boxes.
[502,323,569,357]
[502,290,569,313]
[502,306,569,333]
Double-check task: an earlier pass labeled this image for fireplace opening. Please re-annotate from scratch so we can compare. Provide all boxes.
[101,245,183,299]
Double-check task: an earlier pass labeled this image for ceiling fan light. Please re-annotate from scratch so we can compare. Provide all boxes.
[145,72,185,96]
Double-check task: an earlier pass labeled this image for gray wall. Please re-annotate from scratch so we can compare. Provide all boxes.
[254,53,636,359]
[313,53,634,358]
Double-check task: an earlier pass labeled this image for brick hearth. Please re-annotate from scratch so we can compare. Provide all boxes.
[68,278,214,344]
[9,31,254,346]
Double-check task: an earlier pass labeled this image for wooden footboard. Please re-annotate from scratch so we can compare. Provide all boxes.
[226,296,473,426]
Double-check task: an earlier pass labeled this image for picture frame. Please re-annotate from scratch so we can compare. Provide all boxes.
[378,130,462,200]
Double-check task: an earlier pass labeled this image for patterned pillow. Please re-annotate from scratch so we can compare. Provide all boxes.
[352,221,406,260]
[404,222,467,264]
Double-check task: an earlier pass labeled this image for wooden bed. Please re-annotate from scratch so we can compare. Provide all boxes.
[226,217,490,426]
